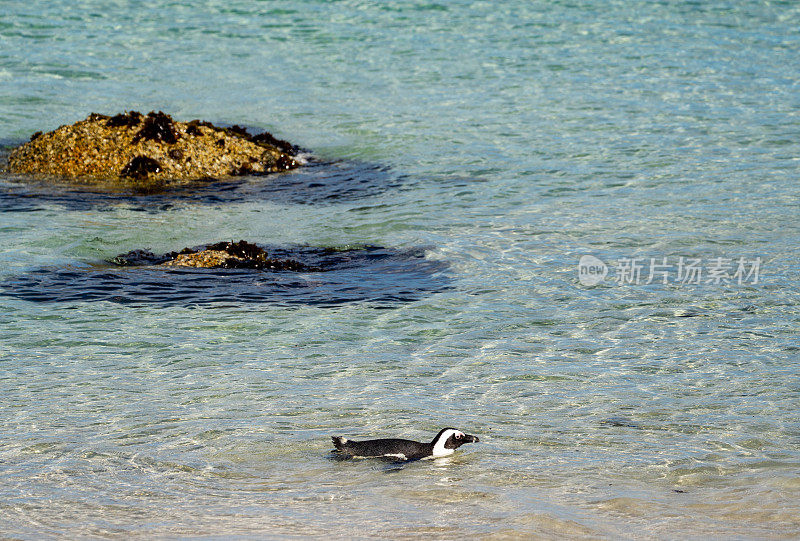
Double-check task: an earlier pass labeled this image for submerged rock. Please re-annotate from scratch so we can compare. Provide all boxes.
[2,243,450,307]
[113,240,315,271]
[7,111,300,188]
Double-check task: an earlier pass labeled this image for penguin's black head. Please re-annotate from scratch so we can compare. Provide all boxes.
[431,428,480,455]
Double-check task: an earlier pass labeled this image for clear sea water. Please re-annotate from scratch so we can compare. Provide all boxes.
[1,1,799,538]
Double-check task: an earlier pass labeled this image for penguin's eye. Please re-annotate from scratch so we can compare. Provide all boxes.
[455,434,462,439]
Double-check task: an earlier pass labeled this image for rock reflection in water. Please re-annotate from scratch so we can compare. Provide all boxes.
[0,156,404,212]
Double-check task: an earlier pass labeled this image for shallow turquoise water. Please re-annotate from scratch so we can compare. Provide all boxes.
[1,1,799,538]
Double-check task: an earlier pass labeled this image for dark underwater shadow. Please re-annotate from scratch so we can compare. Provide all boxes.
[0,245,450,307]
[0,152,406,212]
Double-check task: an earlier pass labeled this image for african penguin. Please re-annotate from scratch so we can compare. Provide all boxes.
[331,428,479,461]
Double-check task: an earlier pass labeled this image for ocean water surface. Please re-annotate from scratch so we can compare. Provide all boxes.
[1,1,799,538]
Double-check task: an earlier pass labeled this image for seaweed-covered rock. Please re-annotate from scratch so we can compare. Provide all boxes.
[7,111,301,187]
[114,240,315,271]
[3,243,450,306]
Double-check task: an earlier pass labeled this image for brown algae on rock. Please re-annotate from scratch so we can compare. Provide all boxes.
[7,111,300,187]
[164,250,241,268]
[115,240,316,271]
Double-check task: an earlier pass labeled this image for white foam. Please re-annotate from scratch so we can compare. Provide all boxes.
[292,152,312,165]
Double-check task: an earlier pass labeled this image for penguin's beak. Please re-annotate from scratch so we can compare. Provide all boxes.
[463,434,479,443]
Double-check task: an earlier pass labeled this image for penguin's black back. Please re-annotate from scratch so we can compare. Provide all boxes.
[332,436,433,460]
